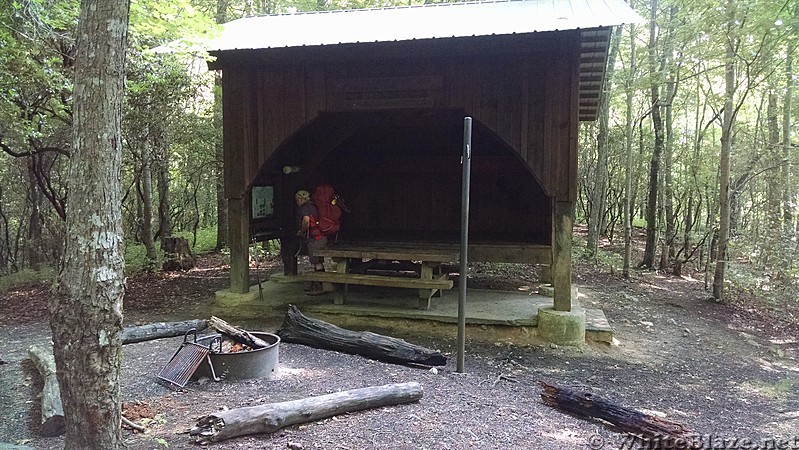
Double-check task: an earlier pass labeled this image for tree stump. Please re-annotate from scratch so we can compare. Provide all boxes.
[191,382,423,444]
[162,236,194,271]
[277,305,447,366]
[27,346,65,437]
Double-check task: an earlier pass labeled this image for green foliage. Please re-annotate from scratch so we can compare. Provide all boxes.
[0,267,55,292]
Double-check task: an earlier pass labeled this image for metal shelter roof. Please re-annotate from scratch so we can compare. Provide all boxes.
[209,0,644,120]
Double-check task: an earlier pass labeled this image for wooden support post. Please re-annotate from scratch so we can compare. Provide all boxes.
[418,262,434,309]
[332,257,348,305]
[228,197,250,294]
[552,200,573,312]
[538,264,552,284]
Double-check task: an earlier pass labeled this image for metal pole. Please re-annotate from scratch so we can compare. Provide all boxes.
[457,117,472,373]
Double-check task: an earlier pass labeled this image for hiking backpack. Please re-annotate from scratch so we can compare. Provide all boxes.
[310,184,342,237]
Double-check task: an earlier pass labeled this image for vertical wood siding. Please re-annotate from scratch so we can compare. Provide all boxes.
[221,33,580,244]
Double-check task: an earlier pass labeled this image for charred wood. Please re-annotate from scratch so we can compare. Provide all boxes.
[209,316,269,348]
[540,381,698,448]
[277,305,446,366]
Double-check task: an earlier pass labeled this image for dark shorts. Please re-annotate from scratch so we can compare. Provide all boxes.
[306,235,328,265]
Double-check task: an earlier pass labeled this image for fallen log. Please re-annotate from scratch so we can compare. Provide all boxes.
[277,305,447,366]
[121,319,209,344]
[191,382,423,444]
[209,316,269,348]
[540,381,698,447]
[27,346,65,437]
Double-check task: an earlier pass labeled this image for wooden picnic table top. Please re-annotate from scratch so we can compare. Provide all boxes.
[314,241,461,262]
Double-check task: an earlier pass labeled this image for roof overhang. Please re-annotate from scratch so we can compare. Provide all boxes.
[209,0,643,121]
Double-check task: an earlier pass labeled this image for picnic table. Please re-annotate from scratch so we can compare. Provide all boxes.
[302,241,459,309]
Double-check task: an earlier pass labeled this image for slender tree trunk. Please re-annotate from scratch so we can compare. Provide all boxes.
[49,1,129,448]
[214,0,228,251]
[140,144,157,262]
[26,161,43,271]
[783,27,795,237]
[713,0,736,301]
[623,20,637,278]
[766,91,782,233]
[661,11,677,270]
[587,27,622,258]
[642,0,665,269]
[155,128,172,245]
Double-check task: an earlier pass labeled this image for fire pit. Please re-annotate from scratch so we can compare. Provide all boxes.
[191,332,280,381]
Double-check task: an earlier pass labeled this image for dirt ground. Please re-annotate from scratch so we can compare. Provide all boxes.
[1,252,799,449]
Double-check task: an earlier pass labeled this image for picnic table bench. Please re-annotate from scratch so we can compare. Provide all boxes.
[299,241,459,309]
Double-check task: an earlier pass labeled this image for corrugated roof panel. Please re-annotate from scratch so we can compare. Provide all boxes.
[209,0,643,52]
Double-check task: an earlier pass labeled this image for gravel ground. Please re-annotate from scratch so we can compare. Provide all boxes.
[1,254,799,449]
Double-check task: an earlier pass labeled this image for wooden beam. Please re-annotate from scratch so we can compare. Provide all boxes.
[552,200,573,312]
[228,197,250,294]
[297,271,453,290]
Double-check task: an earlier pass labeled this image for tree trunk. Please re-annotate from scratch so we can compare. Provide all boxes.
[27,345,66,437]
[623,18,637,278]
[587,27,621,257]
[661,11,677,271]
[783,26,795,237]
[642,0,665,269]
[140,144,158,263]
[764,90,782,268]
[49,1,129,448]
[191,382,423,444]
[121,319,209,344]
[277,305,447,366]
[155,129,172,246]
[540,381,696,446]
[713,0,736,301]
[213,0,228,252]
[26,162,43,271]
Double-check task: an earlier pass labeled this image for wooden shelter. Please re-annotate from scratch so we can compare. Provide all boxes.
[208,0,641,311]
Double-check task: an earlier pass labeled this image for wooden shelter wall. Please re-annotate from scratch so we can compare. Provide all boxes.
[222,34,580,203]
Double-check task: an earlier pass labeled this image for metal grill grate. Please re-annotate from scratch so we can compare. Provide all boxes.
[157,342,211,388]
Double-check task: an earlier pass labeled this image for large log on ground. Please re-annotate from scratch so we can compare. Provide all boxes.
[540,381,697,447]
[121,319,209,344]
[277,305,447,366]
[191,382,423,444]
[27,346,65,437]
[209,316,269,348]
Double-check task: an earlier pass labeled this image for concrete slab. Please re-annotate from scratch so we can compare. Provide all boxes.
[216,277,613,344]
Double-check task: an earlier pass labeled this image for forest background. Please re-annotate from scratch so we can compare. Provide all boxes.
[1,0,797,312]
